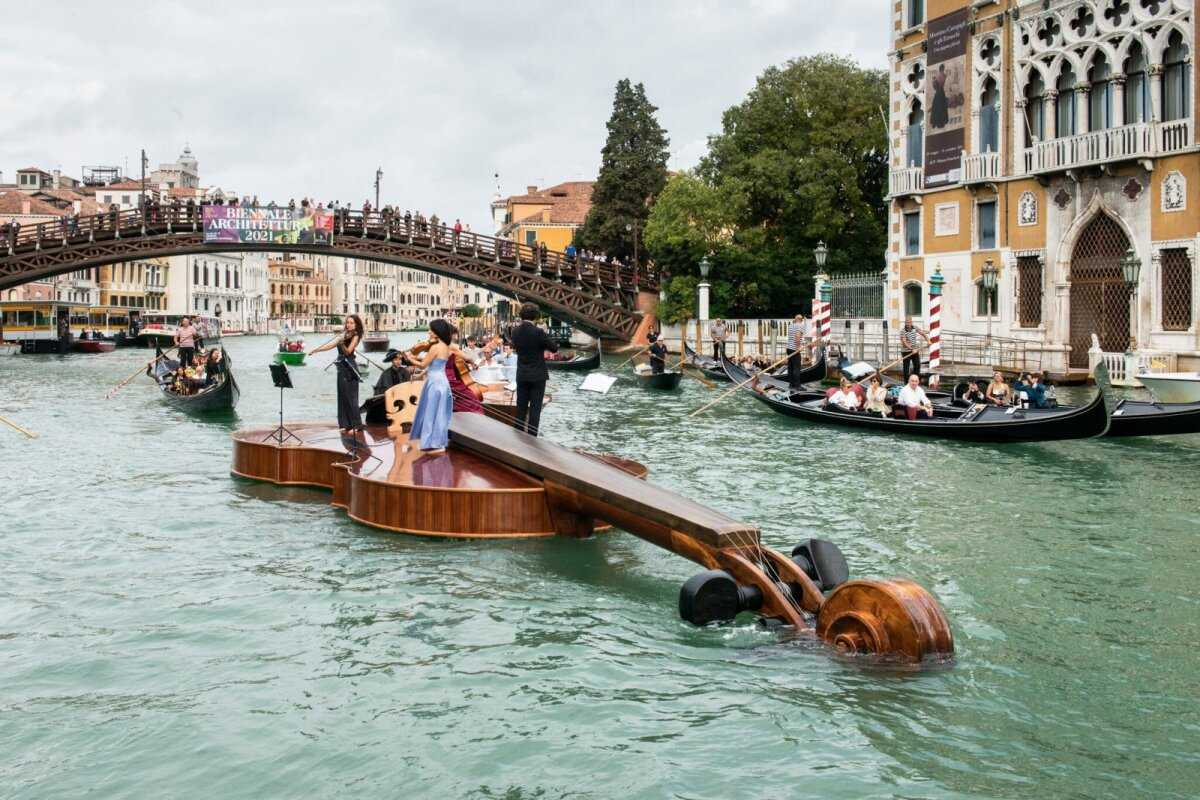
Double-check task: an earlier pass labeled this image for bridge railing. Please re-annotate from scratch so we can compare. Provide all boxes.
[0,202,659,295]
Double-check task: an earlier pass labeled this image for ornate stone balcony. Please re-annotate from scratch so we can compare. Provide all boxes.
[961,151,1002,183]
[1021,120,1192,176]
[888,166,924,197]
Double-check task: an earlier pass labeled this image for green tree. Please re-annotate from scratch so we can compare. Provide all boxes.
[459,303,483,318]
[647,54,888,319]
[575,79,670,268]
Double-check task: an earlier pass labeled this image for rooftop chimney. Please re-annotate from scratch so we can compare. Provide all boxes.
[527,185,538,194]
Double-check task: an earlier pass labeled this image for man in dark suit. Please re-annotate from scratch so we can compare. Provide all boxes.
[510,302,558,436]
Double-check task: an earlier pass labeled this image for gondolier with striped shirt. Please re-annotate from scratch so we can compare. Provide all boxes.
[174,317,198,371]
[786,313,810,388]
[899,316,929,382]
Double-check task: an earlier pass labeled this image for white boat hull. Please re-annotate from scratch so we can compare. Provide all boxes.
[1136,372,1200,403]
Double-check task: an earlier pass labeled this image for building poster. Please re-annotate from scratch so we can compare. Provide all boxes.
[203,206,333,245]
[924,7,969,187]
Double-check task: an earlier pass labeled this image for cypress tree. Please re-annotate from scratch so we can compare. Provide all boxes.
[575,79,670,268]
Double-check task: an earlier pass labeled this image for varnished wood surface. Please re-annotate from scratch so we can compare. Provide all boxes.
[448,412,760,548]
[232,421,559,538]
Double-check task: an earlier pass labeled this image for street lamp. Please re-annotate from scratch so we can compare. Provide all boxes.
[697,256,712,321]
[813,240,829,269]
[374,167,383,210]
[1121,246,1142,351]
[981,257,999,347]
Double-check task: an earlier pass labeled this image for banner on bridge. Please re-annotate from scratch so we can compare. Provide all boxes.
[202,206,334,245]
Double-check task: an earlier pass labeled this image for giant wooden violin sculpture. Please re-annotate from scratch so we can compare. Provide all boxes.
[232,405,953,664]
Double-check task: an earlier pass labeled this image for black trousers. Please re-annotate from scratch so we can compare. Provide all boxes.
[786,349,800,387]
[712,341,725,360]
[336,363,362,430]
[177,346,195,368]
[902,351,921,382]
[515,379,547,436]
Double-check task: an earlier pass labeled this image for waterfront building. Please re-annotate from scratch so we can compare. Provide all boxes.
[888,0,1198,375]
[98,257,169,311]
[495,181,593,250]
[166,253,252,333]
[268,256,333,332]
[240,252,270,335]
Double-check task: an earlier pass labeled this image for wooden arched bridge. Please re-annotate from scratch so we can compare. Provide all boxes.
[0,205,658,339]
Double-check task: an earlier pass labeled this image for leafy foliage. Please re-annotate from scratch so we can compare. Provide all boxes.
[459,303,483,318]
[647,54,888,320]
[574,79,670,268]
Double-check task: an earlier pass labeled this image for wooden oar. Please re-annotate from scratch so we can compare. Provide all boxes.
[689,350,793,417]
[0,413,37,439]
[612,344,652,371]
[678,348,716,389]
[106,347,176,399]
[851,344,927,386]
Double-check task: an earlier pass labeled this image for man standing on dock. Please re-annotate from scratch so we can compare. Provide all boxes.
[900,316,929,382]
[511,302,557,437]
[709,318,728,360]
[786,313,810,388]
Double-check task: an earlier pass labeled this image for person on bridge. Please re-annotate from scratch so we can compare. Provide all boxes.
[511,302,558,437]
[309,315,365,435]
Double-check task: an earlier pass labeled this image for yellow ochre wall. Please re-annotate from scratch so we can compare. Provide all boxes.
[1152,154,1200,241]
[515,226,575,251]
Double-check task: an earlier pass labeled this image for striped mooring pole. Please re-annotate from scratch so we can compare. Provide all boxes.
[819,280,832,344]
[928,267,944,387]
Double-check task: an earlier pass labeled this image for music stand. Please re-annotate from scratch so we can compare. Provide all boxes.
[263,363,301,445]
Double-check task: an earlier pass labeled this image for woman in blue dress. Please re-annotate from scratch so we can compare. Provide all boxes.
[409,319,472,455]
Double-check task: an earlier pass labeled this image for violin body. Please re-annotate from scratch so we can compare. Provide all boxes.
[383,380,423,434]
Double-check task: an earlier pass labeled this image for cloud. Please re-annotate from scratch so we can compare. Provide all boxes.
[3,0,887,232]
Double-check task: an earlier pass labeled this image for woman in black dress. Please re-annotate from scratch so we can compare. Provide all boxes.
[310,314,364,433]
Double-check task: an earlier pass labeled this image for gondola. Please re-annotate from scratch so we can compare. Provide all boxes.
[1105,398,1200,437]
[724,357,1111,443]
[147,347,240,413]
[362,332,390,352]
[546,341,601,371]
[709,348,826,385]
[634,369,683,391]
[682,343,731,382]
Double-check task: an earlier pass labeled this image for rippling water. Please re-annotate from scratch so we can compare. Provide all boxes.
[1,335,1197,799]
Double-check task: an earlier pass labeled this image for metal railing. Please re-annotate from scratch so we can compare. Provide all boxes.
[829,272,884,319]
[662,317,1043,373]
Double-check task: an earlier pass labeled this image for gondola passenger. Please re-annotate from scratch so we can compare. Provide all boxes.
[864,374,889,416]
[827,377,861,412]
[961,380,986,404]
[986,372,1011,406]
[894,374,934,420]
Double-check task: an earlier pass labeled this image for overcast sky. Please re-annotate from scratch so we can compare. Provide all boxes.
[3,1,887,232]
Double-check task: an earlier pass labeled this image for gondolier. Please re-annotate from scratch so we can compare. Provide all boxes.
[786,313,810,388]
[648,333,667,374]
[709,319,728,360]
[174,316,198,369]
[510,302,557,436]
[899,316,929,382]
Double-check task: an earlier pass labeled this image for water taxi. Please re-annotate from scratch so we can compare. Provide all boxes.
[136,312,223,348]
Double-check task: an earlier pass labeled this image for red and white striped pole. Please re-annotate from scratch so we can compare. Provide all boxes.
[928,267,944,388]
[819,280,832,344]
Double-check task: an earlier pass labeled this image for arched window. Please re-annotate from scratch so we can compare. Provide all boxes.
[1088,54,1113,131]
[1124,44,1149,124]
[907,101,924,167]
[1024,72,1045,145]
[1056,67,1077,137]
[980,77,1000,152]
[1162,31,1190,122]
[903,283,923,316]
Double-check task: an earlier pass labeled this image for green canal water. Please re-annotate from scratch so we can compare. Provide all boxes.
[1,334,1197,799]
